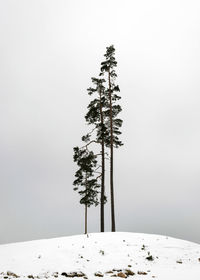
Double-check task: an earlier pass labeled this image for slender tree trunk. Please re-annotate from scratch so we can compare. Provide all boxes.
[108,70,115,232]
[85,175,88,235]
[85,204,87,234]
[99,89,105,232]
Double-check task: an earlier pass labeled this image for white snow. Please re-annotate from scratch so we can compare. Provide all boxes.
[0,232,200,280]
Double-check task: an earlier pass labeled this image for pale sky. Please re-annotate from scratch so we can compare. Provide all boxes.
[0,0,200,244]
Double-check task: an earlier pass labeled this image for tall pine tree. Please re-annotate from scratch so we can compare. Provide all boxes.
[85,77,108,232]
[100,45,123,232]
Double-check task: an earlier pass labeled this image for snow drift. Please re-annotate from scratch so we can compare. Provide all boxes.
[0,232,200,280]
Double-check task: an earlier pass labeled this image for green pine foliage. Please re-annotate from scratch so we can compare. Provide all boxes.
[85,78,109,144]
[100,45,123,148]
[73,147,99,207]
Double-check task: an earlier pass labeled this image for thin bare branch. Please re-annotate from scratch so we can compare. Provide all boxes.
[80,140,99,150]
[94,153,102,157]
[88,127,97,136]
[96,174,102,180]
[94,165,100,171]
[94,171,102,174]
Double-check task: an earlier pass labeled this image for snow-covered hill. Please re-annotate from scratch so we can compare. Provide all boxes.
[0,232,200,280]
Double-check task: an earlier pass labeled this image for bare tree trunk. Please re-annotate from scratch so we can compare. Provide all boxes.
[85,174,88,234]
[85,204,87,234]
[99,88,105,232]
[108,70,115,232]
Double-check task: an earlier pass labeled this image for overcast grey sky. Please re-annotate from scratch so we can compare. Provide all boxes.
[0,0,200,245]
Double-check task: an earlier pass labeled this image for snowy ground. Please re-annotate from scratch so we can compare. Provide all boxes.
[0,232,200,280]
